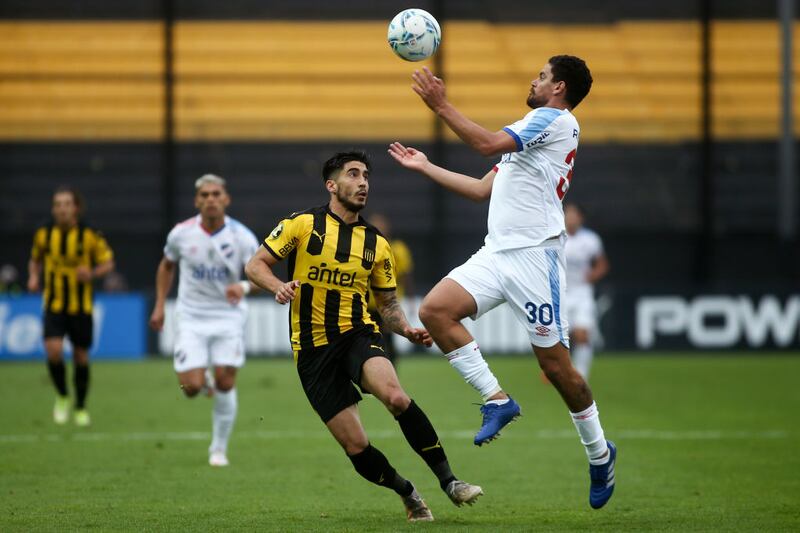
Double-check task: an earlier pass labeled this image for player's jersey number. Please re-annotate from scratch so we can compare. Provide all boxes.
[556,149,577,201]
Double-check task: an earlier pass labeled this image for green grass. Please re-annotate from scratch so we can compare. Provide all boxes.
[1,354,799,532]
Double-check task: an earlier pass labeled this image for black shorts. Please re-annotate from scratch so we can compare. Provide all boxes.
[295,327,389,423]
[43,311,93,348]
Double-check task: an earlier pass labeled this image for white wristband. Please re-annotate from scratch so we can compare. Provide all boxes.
[239,280,251,295]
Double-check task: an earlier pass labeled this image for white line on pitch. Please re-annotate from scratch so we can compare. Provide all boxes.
[0,428,789,445]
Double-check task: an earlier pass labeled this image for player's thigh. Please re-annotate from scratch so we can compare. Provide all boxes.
[431,247,505,321]
[43,312,66,359]
[66,313,93,351]
[213,365,238,391]
[209,322,245,372]
[172,320,210,373]
[499,246,570,349]
[566,295,595,342]
[325,404,369,455]
[360,354,409,412]
[296,341,363,424]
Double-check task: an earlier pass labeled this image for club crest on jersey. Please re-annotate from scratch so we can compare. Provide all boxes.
[363,249,375,264]
[268,223,284,240]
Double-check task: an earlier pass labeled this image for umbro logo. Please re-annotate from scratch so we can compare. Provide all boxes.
[535,325,550,336]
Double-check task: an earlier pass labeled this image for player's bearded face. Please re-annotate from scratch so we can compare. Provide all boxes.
[52,192,78,226]
[333,163,369,212]
[527,63,555,108]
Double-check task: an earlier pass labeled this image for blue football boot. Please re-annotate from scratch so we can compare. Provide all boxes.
[589,440,617,509]
[473,396,521,446]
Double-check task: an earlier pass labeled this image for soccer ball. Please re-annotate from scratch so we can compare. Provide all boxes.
[387,8,441,62]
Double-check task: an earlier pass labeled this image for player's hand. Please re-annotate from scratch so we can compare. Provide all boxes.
[27,275,39,293]
[75,265,92,283]
[275,280,301,305]
[225,283,245,305]
[149,307,165,331]
[403,326,433,347]
[412,67,447,112]
[387,142,429,172]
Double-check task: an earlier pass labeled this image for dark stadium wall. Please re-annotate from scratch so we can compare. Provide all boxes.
[2,141,797,291]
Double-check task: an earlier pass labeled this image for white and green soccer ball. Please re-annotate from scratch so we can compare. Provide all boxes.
[387,8,441,62]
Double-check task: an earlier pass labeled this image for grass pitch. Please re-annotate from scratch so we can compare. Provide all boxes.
[1,354,798,531]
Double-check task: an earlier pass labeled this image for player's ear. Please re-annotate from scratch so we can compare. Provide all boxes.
[325,178,337,194]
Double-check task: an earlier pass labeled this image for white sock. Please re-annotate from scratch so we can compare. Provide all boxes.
[445,341,502,401]
[211,387,237,454]
[571,343,593,380]
[570,401,609,465]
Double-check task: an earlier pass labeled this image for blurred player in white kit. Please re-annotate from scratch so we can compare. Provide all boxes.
[563,203,609,380]
[149,174,260,467]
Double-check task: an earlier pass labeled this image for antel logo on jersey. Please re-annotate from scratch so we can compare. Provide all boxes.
[308,263,356,287]
[191,264,230,281]
[637,295,800,348]
[525,131,550,149]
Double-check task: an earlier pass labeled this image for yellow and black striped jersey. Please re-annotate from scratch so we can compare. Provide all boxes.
[31,223,114,315]
[263,204,396,352]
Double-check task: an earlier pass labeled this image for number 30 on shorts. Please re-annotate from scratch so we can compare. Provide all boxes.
[524,302,554,325]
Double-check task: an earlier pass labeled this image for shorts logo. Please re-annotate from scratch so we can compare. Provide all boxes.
[174,349,187,364]
[535,325,551,336]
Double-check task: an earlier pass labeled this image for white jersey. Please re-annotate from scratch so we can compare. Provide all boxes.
[164,215,259,319]
[564,227,604,294]
[486,107,580,251]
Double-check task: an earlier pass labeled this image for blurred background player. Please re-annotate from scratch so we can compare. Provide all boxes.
[390,56,616,509]
[28,186,115,427]
[367,212,415,366]
[149,174,259,467]
[245,151,483,521]
[564,203,610,379]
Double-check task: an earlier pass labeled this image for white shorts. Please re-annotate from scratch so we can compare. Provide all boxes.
[446,240,570,348]
[564,289,596,331]
[173,312,246,373]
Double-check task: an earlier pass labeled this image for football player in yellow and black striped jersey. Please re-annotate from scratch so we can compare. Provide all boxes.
[27,187,115,427]
[246,151,482,520]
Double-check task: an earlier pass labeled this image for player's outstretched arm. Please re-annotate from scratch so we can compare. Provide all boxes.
[245,246,300,305]
[372,289,432,347]
[388,142,495,202]
[149,257,176,331]
[412,67,517,157]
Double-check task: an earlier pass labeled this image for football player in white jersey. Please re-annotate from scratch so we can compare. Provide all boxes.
[149,174,260,467]
[389,55,616,509]
[564,203,609,380]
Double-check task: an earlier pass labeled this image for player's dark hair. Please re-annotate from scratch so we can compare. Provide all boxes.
[322,150,371,182]
[52,185,85,216]
[564,201,586,216]
[548,55,593,109]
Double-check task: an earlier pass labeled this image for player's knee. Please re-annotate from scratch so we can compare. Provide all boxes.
[384,389,411,415]
[343,436,370,456]
[215,376,235,392]
[180,382,202,397]
[571,329,590,344]
[419,297,449,328]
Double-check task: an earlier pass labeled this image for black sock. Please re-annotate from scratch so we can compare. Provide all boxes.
[47,360,68,397]
[395,400,457,490]
[348,444,414,497]
[74,364,90,409]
